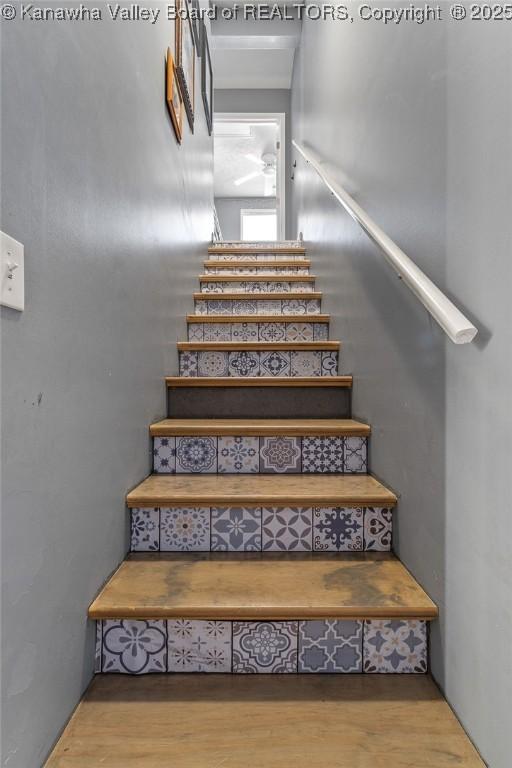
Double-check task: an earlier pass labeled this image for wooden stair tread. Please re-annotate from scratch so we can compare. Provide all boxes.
[208,246,306,254]
[45,675,484,768]
[126,474,396,508]
[205,258,311,267]
[194,292,322,300]
[150,418,370,437]
[187,314,330,323]
[199,274,316,282]
[166,376,353,387]
[177,341,339,351]
[89,552,436,620]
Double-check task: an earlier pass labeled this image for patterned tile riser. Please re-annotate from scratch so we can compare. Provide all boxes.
[188,322,329,342]
[207,254,305,262]
[130,506,391,552]
[204,266,310,275]
[195,299,322,315]
[179,350,338,377]
[200,281,315,294]
[153,436,368,474]
[96,619,427,674]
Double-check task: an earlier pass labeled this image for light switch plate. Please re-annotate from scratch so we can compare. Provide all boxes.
[1,231,24,311]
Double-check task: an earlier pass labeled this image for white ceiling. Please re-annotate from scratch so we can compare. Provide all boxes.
[210,14,301,89]
[214,121,279,197]
[213,49,295,90]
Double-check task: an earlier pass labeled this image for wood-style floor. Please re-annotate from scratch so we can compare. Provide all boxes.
[45,674,484,767]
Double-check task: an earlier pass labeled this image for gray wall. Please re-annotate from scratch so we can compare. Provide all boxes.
[444,22,512,768]
[214,89,292,238]
[215,197,276,240]
[291,15,511,768]
[1,9,213,767]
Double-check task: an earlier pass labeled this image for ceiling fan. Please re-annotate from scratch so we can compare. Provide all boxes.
[234,153,277,195]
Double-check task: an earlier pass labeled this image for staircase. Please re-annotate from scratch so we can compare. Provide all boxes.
[46,242,484,766]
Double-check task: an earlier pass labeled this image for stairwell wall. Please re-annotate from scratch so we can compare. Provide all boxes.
[1,12,213,768]
[290,15,512,768]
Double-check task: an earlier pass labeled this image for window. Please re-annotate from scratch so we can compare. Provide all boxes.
[240,209,277,242]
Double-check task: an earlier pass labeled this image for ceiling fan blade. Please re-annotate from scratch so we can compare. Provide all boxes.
[234,169,262,186]
[245,153,265,166]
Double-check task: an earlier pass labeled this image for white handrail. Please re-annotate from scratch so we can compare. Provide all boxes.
[292,139,477,344]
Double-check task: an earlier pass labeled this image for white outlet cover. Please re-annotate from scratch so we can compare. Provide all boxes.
[1,231,24,311]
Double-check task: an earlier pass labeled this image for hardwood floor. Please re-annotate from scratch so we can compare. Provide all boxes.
[45,674,484,767]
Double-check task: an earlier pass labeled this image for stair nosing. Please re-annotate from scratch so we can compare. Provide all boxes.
[90,607,436,620]
[126,473,397,508]
[150,418,371,437]
[194,292,322,300]
[208,247,306,254]
[177,341,340,351]
[165,376,353,387]
[199,275,317,282]
[204,259,311,267]
[187,314,330,323]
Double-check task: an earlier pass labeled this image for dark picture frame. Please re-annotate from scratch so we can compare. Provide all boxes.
[175,0,195,132]
[166,48,184,144]
[201,22,213,135]
[190,0,202,53]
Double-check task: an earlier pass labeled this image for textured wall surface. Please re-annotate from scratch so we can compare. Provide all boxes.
[291,16,511,767]
[1,10,213,767]
[444,22,512,768]
[214,89,292,237]
[215,197,277,240]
